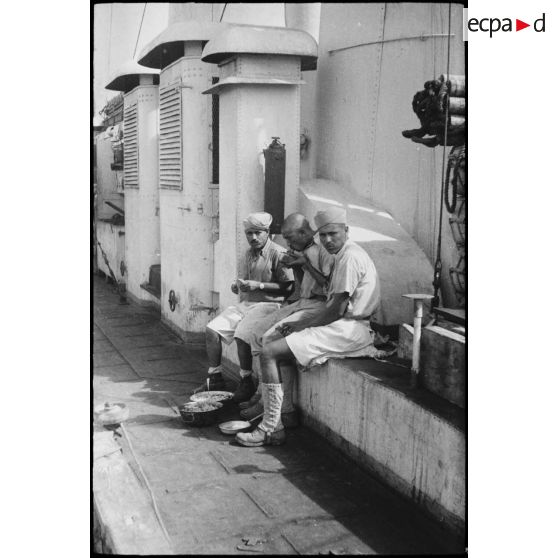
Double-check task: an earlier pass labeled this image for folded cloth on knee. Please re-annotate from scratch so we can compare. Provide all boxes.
[285,318,376,368]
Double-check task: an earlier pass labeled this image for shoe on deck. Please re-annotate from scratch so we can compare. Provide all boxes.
[236,426,286,447]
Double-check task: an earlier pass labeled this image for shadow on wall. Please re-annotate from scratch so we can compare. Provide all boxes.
[298,179,435,326]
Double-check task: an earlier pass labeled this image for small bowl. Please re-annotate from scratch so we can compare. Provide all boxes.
[179,400,223,427]
[94,402,129,425]
[218,420,253,435]
[190,391,234,404]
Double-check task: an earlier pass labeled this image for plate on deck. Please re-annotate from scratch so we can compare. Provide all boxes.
[218,420,252,435]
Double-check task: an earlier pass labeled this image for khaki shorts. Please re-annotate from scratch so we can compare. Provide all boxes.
[207,302,281,345]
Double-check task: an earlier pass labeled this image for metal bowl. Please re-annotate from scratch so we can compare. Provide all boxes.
[179,400,223,427]
[218,420,253,435]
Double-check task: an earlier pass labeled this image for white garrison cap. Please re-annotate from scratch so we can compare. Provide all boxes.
[314,207,347,230]
[243,211,273,231]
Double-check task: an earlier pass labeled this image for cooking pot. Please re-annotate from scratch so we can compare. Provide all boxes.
[179,400,223,426]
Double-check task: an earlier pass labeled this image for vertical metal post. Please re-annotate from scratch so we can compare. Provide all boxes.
[403,294,434,388]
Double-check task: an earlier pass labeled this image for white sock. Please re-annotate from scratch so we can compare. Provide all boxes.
[208,366,222,375]
[239,369,253,378]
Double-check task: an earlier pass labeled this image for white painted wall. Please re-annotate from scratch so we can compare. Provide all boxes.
[96,221,125,281]
[123,85,160,305]
[159,52,218,335]
[169,3,285,26]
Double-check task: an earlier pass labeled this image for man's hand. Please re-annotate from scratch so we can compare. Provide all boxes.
[237,279,259,292]
[282,251,306,268]
[231,282,239,294]
[275,321,304,337]
[275,323,293,337]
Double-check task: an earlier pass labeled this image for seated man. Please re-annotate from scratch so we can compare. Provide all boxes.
[195,211,294,400]
[237,212,333,424]
[236,207,381,447]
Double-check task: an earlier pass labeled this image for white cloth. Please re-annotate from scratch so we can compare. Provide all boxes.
[314,207,347,230]
[243,211,273,231]
[285,319,374,367]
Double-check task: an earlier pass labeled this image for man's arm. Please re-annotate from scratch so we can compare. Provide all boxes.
[283,252,329,288]
[277,292,349,335]
[302,255,329,288]
[238,279,294,295]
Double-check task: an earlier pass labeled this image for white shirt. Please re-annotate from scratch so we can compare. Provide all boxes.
[327,240,380,320]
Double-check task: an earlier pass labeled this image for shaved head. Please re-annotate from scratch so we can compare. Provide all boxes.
[282,213,313,235]
[281,213,315,252]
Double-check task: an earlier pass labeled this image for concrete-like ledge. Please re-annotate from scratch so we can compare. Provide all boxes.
[298,358,465,534]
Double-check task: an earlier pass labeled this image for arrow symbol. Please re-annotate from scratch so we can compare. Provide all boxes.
[516,19,530,31]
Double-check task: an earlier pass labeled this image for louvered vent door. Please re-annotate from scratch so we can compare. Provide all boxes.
[159,84,182,190]
[123,102,139,188]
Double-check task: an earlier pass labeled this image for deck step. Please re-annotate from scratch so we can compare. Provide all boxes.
[140,264,161,299]
[93,431,174,554]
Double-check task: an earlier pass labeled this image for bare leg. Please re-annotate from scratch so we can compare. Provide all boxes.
[260,338,294,384]
[236,338,293,446]
[206,327,222,368]
[235,339,253,371]
[277,360,297,415]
